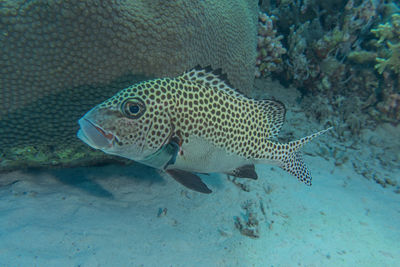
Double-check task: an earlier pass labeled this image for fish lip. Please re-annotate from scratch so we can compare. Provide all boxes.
[78,118,119,148]
[89,120,114,141]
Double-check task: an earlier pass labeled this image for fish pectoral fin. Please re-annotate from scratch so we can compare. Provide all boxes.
[225,164,258,180]
[166,169,212,194]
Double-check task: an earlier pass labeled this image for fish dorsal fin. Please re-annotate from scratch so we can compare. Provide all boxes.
[180,65,245,98]
[258,99,286,139]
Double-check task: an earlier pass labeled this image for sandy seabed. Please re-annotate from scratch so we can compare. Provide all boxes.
[0,83,399,267]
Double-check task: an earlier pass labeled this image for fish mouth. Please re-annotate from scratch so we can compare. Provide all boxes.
[77,118,118,150]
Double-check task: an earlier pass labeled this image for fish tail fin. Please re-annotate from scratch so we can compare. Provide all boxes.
[279,127,332,186]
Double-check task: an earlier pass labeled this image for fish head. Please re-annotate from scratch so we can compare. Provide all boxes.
[77,85,174,161]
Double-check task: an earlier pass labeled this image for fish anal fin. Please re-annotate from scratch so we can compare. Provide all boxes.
[226,164,258,180]
[166,169,212,194]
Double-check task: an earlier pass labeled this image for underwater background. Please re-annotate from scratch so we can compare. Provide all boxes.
[0,0,399,266]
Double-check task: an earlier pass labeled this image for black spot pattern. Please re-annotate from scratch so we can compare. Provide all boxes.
[171,74,286,159]
[98,68,295,159]
[282,151,312,185]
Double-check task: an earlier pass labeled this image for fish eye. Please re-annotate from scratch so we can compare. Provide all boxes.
[129,105,140,114]
[121,98,146,119]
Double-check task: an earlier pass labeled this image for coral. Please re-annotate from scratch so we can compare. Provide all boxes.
[370,12,400,124]
[372,13,400,74]
[0,0,258,170]
[376,93,400,123]
[260,0,383,89]
[234,200,260,238]
[0,142,130,172]
[257,1,400,189]
[375,42,400,74]
[372,13,400,44]
[345,113,363,136]
[1,0,258,98]
[312,0,381,61]
[342,0,379,34]
[286,21,319,87]
[347,50,377,64]
[260,0,398,128]
[255,11,286,77]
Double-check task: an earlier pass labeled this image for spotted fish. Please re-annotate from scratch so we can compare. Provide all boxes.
[77,67,331,193]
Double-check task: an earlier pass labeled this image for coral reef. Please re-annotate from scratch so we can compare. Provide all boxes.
[259,0,400,125]
[286,20,321,88]
[287,0,380,91]
[1,0,258,100]
[372,13,400,74]
[370,12,400,123]
[375,41,400,74]
[376,93,400,123]
[257,1,400,190]
[255,11,286,77]
[0,0,258,170]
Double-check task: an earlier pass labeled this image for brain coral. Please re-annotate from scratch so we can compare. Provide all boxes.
[0,0,258,168]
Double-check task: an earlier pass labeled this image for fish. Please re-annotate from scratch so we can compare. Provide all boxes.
[77,66,331,194]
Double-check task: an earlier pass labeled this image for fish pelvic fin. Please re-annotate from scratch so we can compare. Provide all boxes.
[279,127,332,186]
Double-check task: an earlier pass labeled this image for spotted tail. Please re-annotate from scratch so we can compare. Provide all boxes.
[280,127,332,186]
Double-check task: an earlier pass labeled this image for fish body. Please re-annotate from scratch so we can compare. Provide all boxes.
[77,67,330,193]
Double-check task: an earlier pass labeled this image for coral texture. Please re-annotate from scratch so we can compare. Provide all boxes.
[256,1,400,189]
[377,93,400,122]
[259,0,400,126]
[371,12,400,123]
[372,13,400,74]
[0,0,258,169]
[255,11,286,77]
